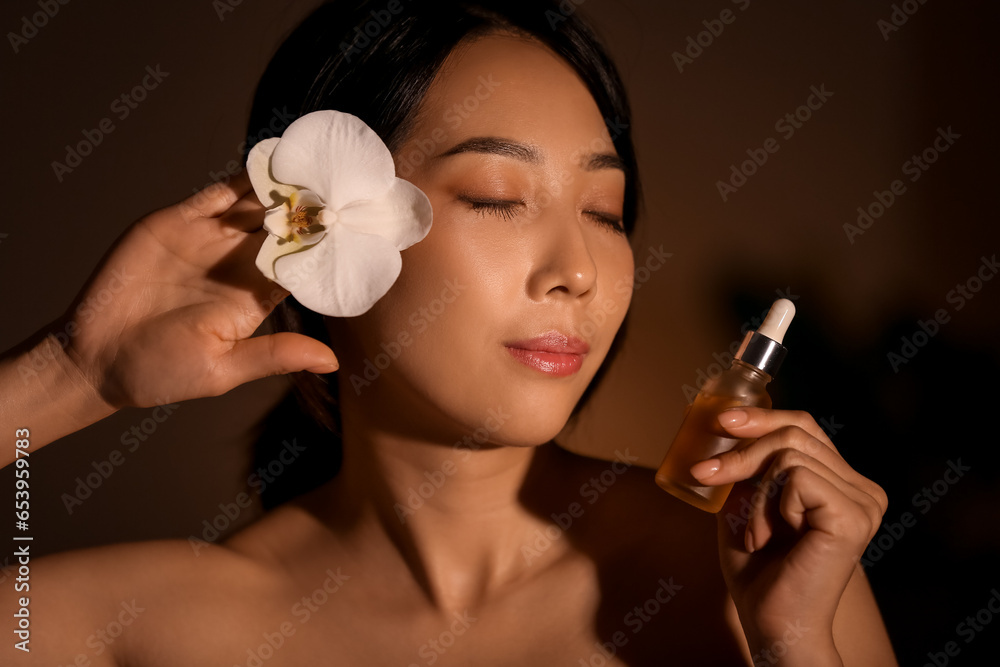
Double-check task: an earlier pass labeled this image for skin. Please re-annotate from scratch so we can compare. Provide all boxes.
[1,33,897,666]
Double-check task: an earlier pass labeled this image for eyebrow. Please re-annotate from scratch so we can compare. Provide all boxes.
[433,136,625,172]
[584,152,626,172]
[435,136,539,163]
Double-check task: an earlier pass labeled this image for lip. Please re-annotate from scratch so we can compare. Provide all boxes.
[504,330,589,377]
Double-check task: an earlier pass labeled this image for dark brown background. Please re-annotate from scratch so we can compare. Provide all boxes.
[1,0,998,662]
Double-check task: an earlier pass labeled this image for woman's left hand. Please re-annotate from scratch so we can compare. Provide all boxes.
[690,407,888,664]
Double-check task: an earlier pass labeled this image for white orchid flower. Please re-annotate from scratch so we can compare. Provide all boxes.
[247,110,433,317]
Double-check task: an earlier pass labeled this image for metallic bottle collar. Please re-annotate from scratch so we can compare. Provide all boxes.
[735,330,787,377]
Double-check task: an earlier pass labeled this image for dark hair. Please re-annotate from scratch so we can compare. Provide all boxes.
[247,0,643,508]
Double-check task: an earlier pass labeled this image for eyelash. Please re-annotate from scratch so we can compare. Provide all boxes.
[464,198,625,233]
[468,199,519,222]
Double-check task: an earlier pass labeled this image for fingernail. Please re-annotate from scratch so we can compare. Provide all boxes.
[719,409,748,428]
[310,362,339,374]
[745,523,756,554]
[690,458,720,480]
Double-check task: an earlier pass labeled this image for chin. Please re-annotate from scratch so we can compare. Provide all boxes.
[468,392,580,448]
[494,420,571,448]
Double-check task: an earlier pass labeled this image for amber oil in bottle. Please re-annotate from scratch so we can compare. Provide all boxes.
[655,299,795,513]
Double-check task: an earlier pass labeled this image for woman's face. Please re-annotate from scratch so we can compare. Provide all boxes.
[331,33,634,447]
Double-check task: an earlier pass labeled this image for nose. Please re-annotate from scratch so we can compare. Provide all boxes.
[525,209,598,303]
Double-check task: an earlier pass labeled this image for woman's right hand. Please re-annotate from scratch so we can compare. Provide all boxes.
[55,170,339,412]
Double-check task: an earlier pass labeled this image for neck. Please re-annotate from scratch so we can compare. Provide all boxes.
[318,391,565,611]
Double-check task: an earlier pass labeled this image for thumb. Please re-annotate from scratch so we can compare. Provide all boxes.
[221,332,339,388]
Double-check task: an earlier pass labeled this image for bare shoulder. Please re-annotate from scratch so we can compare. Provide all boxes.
[541,443,727,596]
[4,536,284,667]
[539,444,752,663]
[542,443,719,553]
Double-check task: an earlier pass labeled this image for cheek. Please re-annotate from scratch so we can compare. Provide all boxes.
[592,239,635,332]
[359,220,541,438]
[355,209,519,382]
[393,211,518,326]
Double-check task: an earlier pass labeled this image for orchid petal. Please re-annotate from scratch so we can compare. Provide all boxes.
[247,138,296,208]
[289,189,325,209]
[269,110,395,211]
[295,230,327,246]
[272,224,402,317]
[255,234,305,281]
[336,178,434,250]
[262,205,292,238]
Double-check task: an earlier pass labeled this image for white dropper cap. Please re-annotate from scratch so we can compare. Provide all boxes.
[757,298,796,344]
[734,298,797,377]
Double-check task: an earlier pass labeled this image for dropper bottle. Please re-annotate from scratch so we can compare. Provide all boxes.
[655,299,796,513]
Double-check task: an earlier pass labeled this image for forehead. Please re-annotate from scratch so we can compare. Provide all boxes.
[404,32,614,162]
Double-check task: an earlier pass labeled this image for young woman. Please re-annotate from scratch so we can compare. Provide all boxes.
[2,1,896,664]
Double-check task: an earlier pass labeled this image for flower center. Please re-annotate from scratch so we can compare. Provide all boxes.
[289,205,320,240]
[291,206,311,227]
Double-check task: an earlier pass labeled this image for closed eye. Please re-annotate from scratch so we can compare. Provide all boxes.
[585,210,625,233]
[461,197,625,233]
[465,197,522,222]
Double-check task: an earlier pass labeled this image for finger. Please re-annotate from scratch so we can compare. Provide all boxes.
[745,451,844,553]
[708,439,888,553]
[177,169,254,222]
[216,187,267,233]
[215,332,339,391]
[717,407,838,452]
[691,424,852,489]
[691,420,888,525]
[195,229,278,299]
[690,424,826,486]
[717,479,758,555]
[248,277,293,318]
[744,450,885,555]
[719,407,888,516]
[778,466,875,557]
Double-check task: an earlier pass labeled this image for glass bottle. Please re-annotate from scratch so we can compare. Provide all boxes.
[655,299,795,513]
